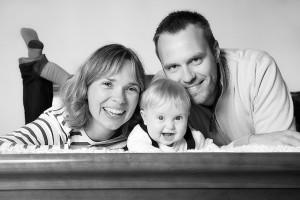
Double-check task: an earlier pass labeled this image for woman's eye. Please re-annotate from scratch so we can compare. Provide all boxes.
[158,116,164,120]
[127,86,140,93]
[102,81,112,87]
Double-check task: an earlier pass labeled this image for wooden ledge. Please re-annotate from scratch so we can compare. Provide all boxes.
[0,153,300,199]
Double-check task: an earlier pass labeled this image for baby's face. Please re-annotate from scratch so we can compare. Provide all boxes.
[141,103,189,146]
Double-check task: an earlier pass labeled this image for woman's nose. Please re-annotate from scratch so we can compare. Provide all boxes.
[112,89,126,104]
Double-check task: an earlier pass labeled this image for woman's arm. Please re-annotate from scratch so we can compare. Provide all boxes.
[0,107,68,149]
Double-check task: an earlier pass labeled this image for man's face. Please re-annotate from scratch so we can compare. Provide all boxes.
[157,24,219,106]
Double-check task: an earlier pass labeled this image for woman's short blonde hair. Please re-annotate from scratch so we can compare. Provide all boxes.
[60,44,146,133]
[140,78,191,112]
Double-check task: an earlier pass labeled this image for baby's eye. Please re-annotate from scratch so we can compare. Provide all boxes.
[175,116,182,120]
[158,116,164,120]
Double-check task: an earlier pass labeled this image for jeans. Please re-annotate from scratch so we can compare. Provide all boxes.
[19,55,53,124]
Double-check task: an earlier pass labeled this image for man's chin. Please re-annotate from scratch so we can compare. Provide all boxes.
[191,89,217,106]
[191,94,208,105]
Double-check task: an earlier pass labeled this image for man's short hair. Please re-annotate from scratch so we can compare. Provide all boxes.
[153,10,216,58]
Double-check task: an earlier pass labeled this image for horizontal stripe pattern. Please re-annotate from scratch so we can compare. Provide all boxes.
[0,106,127,150]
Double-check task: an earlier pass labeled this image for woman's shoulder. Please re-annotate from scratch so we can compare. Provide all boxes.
[41,106,71,131]
[43,106,67,118]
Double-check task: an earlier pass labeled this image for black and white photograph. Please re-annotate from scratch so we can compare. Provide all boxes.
[0,0,300,199]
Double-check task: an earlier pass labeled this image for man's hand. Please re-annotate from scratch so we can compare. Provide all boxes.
[249,130,300,146]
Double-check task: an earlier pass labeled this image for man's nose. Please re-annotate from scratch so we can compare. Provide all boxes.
[181,66,196,84]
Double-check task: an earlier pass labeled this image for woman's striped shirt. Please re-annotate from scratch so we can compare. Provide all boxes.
[0,106,127,150]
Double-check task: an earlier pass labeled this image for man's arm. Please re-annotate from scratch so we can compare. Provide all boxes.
[241,51,299,146]
[249,130,300,146]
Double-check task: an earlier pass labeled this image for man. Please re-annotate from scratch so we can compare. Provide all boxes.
[153,10,300,147]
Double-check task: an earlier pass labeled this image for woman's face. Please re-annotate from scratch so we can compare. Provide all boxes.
[86,60,140,141]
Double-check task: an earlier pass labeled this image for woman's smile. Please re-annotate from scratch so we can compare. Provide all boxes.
[103,107,126,118]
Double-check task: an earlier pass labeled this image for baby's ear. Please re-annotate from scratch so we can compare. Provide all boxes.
[140,110,147,125]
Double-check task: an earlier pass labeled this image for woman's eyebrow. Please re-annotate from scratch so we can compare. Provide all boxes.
[104,76,140,87]
[105,77,115,81]
[128,82,140,87]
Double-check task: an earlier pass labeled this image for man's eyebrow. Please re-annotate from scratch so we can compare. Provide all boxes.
[163,52,206,68]
[186,52,206,63]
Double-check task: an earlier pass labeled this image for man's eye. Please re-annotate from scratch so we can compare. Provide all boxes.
[191,58,202,65]
[165,65,179,72]
[158,116,164,120]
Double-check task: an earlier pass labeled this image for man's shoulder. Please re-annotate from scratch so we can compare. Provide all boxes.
[221,48,274,63]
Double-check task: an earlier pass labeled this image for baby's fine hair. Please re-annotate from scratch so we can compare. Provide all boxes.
[140,78,191,111]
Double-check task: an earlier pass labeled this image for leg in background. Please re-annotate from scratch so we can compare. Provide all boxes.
[20,28,52,123]
[19,56,53,124]
[19,28,72,123]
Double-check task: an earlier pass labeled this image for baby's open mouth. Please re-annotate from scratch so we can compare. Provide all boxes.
[162,132,174,137]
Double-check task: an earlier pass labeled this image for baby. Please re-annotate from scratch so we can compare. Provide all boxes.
[127,78,219,152]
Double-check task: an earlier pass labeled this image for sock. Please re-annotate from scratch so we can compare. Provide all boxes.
[40,62,72,86]
[20,28,43,59]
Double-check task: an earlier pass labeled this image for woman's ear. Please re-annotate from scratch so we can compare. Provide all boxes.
[140,109,147,125]
[214,40,220,63]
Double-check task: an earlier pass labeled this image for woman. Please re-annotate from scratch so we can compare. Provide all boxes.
[0,43,146,150]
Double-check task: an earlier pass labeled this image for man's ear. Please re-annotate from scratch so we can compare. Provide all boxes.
[214,40,220,63]
[140,109,147,125]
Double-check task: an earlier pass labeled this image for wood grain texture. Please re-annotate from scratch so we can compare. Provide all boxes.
[0,153,299,199]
